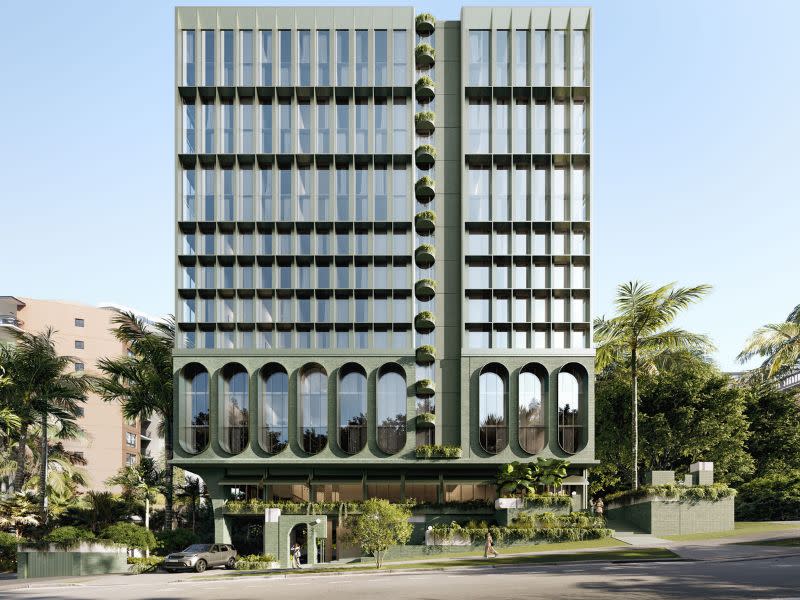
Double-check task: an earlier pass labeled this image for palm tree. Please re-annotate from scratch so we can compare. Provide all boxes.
[0,492,39,538]
[177,475,204,532]
[107,463,161,555]
[738,303,800,379]
[0,329,88,521]
[594,281,713,489]
[94,310,176,529]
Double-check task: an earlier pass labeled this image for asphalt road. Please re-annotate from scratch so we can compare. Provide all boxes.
[4,555,800,600]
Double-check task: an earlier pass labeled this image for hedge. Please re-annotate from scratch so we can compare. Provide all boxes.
[235,554,277,570]
[606,483,736,505]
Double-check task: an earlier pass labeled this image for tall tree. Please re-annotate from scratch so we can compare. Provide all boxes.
[594,281,713,488]
[0,330,88,521]
[177,475,204,532]
[95,311,176,529]
[738,303,800,378]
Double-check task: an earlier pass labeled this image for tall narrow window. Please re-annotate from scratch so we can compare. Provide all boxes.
[375,100,387,153]
[375,30,387,85]
[493,167,509,220]
[240,30,253,85]
[493,100,509,153]
[240,103,253,153]
[393,99,408,153]
[519,365,546,454]
[297,102,311,154]
[468,30,490,86]
[374,167,387,221]
[336,167,349,220]
[336,30,349,85]
[222,169,234,220]
[552,168,566,221]
[467,100,490,153]
[534,30,547,85]
[392,167,408,221]
[279,101,291,153]
[393,30,408,85]
[260,30,273,85]
[513,100,529,153]
[317,30,330,85]
[220,364,249,454]
[300,365,328,454]
[222,103,234,153]
[260,365,288,453]
[182,30,196,86]
[558,365,585,453]
[355,101,368,153]
[279,30,291,85]
[479,364,508,453]
[202,104,214,153]
[279,168,291,220]
[572,102,587,153]
[297,167,311,221]
[202,29,215,86]
[467,166,490,220]
[495,30,509,86]
[572,167,587,221]
[355,168,368,220]
[181,364,209,454]
[182,170,196,220]
[552,102,566,154]
[261,102,272,152]
[514,30,528,85]
[336,101,349,153]
[298,30,311,86]
[338,365,367,454]
[183,103,196,153]
[513,166,529,220]
[317,101,330,153]
[355,30,369,85]
[572,30,587,86]
[203,169,215,221]
[553,30,567,86]
[240,168,253,221]
[317,168,330,220]
[533,102,547,154]
[377,365,406,454]
[222,30,234,86]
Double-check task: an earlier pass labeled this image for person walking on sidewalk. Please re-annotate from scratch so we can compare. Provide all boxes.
[291,543,302,569]
[484,531,498,558]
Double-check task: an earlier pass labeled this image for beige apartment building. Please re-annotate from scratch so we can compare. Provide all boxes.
[0,296,163,491]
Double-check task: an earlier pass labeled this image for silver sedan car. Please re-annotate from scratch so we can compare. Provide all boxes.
[164,543,238,573]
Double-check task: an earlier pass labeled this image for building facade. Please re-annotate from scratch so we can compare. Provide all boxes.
[0,296,160,491]
[172,6,593,552]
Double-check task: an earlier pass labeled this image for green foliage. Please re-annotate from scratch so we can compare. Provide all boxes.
[0,493,39,538]
[415,210,436,222]
[234,554,277,570]
[742,380,800,476]
[415,13,435,25]
[415,75,434,89]
[605,483,736,505]
[429,514,611,546]
[155,528,199,555]
[416,310,434,321]
[416,412,436,425]
[496,459,571,496]
[341,499,413,568]
[0,531,20,572]
[592,351,754,496]
[738,303,800,377]
[100,523,157,551]
[416,243,435,254]
[416,175,434,187]
[415,444,462,459]
[415,144,437,158]
[415,111,435,124]
[736,471,800,521]
[416,344,436,356]
[415,43,435,58]
[522,494,574,510]
[127,556,164,574]
[43,526,96,548]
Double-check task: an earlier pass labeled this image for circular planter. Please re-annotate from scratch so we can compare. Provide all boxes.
[415,78,435,102]
[415,14,435,36]
[415,244,436,268]
[415,177,435,202]
[414,112,435,136]
[415,312,435,332]
[415,44,435,69]
[415,211,436,234]
[415,345,436,364]
[416,379,436,396]
[415,145,436,169]
[415,278,436,300]
[416,412,436,428]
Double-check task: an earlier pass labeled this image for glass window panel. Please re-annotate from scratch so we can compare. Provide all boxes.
[392,99,407,153]
[468,30,490,85]
[467,100,490,153]
[375,30,387,85]
[202,30,215,86]
[298,30,311,85]
[279,30,292,85]
[221,30,234,86]
[337,102,350,153]
[317,102,330,153]
[317,30,330,85]
[356,30,369,85]
[240,30,253,86]
[261,102,272,153]
[534,30,547,85]
[374,101,387,153]
[392,30,407,85]
[495,30,509,85]
[336,29,349,84]
[240,104,253,153]
[182,30,196,86]
[514,30,528,85]
[553,30,567,86]
[260,30,273,85]
[493,101,509,153]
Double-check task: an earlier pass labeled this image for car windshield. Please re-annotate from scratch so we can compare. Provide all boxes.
[183,544,212,553]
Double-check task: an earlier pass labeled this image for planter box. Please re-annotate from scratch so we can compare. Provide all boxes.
[17,542,128,579]
[606,496,734,537]
[415,246,436,267]
[414,178,435,202]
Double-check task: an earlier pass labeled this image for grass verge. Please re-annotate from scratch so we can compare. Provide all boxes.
[399,537,624,560]
[663,521,800,542]
[734,537,800,547]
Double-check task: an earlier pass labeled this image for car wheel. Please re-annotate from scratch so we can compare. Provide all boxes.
[195,559,207,573]
[225,557,236,570]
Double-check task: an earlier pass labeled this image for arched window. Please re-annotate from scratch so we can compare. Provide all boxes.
[220,364,249,454]
[260,364,288,454]
[181,364,209,454]
[558,364,586,454]
[479,364,508,454]
[519,364,546,454]
[338,364,367,454]
[377,364,406,454]
[300,365,328,454]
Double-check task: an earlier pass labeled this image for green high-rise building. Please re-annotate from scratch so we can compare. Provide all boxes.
[173,5,593,558]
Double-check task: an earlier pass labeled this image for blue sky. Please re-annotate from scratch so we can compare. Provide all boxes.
[1,0,798,370]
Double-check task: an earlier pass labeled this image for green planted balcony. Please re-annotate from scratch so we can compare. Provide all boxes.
[415,243,436,267]
[416,378,435,396]
[415,144,436,169]
[414,111,435,135]
[415,344,436,364]
[415,43,435,69]
[415,311,435,332]
[416,412,436,428]
[415,210,436,234]
[415,76,435,102]
[415,278,436,300]
[415,13,435,36]
[415,176,435,202]
[416,444,462,459]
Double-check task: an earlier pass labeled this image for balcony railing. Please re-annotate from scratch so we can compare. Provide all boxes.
[0,315,22,327]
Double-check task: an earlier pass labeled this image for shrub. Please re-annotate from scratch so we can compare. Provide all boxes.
[606,483,736,505]
[416,310,434,321]
[0,532,19,572]
[416,75,434,88]
[100,523,157,552]
[417,412,436,425]
[415,144,437,158]
[43,526,96,549]
[417,243,435,254]
[416,210,436,222]
[736,471,800,521]
[416,13,435,25]
[415,111,435,124]
[429,518,612,547]
[415,43,435,58]
[235,554,277,570]
[415,444,462,459]
[127,556,164,574]
[341,499,413,568]
[155,528,199,555]
[522,493,574,510]
[417,344,436,356]
[416,176,434,188]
